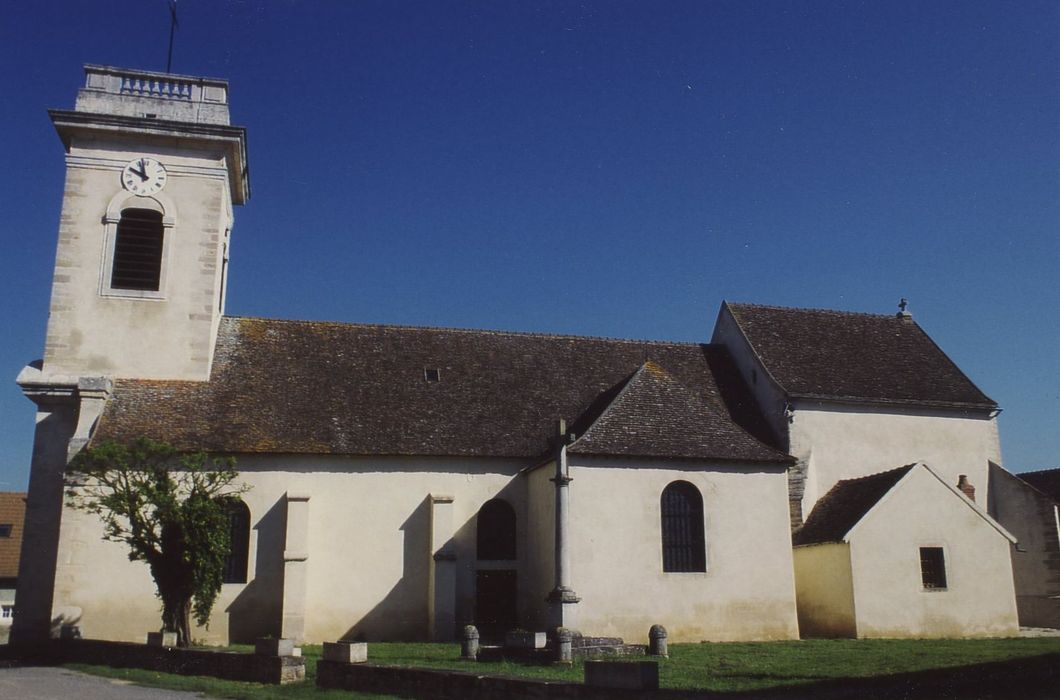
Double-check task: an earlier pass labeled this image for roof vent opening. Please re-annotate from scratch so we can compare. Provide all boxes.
[424,368,441,383]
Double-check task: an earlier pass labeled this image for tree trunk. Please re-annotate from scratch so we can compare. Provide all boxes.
[161,592,193,648]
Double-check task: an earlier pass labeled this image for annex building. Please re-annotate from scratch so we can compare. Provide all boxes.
[13,65,1041,646]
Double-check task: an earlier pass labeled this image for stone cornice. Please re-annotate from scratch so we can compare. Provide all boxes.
[49,109,250,205]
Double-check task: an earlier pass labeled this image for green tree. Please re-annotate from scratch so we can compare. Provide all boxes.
[66,438,248,647]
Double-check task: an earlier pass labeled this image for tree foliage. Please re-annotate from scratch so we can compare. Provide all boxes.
[66,438,248,647]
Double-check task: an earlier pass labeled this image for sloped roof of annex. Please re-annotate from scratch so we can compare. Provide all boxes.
[794,463,1015,546]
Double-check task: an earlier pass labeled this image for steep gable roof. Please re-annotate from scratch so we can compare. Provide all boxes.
[0,492,26,580]
[567,361,790,462]
[794,465,914,545]
[93,316,787,463]
[724,302,996,410]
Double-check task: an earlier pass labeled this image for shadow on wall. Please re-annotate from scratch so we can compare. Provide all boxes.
[226,497,286,643]
[340,496,432,642]
[339,480,530,643]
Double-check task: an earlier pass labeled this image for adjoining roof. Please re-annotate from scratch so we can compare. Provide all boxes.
[724,303,996,410]
[794,465,914,545]
[567,361,791,463]
[0,492,27,580]
[93,316,787,463]
[1018,468,1060,503]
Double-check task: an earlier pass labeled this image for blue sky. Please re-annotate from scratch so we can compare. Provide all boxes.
[0,1,1057,490]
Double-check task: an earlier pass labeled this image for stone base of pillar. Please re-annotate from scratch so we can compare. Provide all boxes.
[546,587,580,632]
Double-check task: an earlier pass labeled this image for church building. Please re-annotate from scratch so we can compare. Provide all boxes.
[13,65,1023,646]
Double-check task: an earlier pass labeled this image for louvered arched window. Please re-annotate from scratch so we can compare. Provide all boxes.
[661,481,706,572]
[110,208,165,291]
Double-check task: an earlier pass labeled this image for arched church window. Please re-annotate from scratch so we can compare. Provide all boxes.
[110,208,164,291]
[222,499,251,584]
[661,481,706,572]
[477,498,516,561]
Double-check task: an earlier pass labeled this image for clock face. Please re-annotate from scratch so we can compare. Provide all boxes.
[121,157,168,196]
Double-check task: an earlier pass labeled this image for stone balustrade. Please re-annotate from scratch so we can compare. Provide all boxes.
[82,64,227,104]
[73,64,232,125]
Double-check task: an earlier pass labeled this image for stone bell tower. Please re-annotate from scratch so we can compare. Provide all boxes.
[40,64,250,382]
[12,65,249,644]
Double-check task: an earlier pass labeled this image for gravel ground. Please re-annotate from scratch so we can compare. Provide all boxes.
[0,666,209,699]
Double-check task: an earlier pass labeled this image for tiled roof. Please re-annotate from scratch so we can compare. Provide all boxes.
[725,303,996,409]
[0,492,27,579]
[1019,468,1060,503]
[93,316,787,463]
[567,361,791,462]
[794,465,914,545]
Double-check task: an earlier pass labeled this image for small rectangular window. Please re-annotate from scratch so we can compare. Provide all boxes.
[920,547,947,590]
[424,368,441,383]
[1,605,13,619]
[0,524,12,538]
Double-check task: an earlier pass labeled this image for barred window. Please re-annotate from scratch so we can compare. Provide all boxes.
[110,208,164,291]
[661,481,706,572]
[477,498,516,561]
[223,500,250,584]
[919,547,947,590]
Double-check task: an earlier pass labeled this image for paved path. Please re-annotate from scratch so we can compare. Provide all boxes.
[0,666,208,699]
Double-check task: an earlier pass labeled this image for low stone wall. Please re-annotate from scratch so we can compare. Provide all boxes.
[13,639,304,684]
[317,660,692,699]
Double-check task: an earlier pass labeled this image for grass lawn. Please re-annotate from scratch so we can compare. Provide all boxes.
[63,637,1060,698]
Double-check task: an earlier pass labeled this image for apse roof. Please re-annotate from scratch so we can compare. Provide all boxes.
[724,302,996,410]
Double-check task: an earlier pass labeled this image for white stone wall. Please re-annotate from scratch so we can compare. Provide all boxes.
[848,467,1018,638]
[42,139,232,381]
[790,404,1001,514]
[49,454,532,644]
[565,457,799,642]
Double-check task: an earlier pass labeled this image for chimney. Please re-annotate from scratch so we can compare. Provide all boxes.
[957,474,976,502]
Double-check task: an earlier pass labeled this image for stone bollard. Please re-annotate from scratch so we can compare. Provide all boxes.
[648,624,668,657]
[554,627,573,665]
[460,625,480,660]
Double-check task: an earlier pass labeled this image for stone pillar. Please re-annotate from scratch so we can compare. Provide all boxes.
[547,420,580,631]
[12,371,80,645]
[427,494,457,641]
[648,624,668,657]
[281,492,310,643]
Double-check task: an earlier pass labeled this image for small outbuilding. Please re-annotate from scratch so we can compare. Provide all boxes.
[793,464,1019,638]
